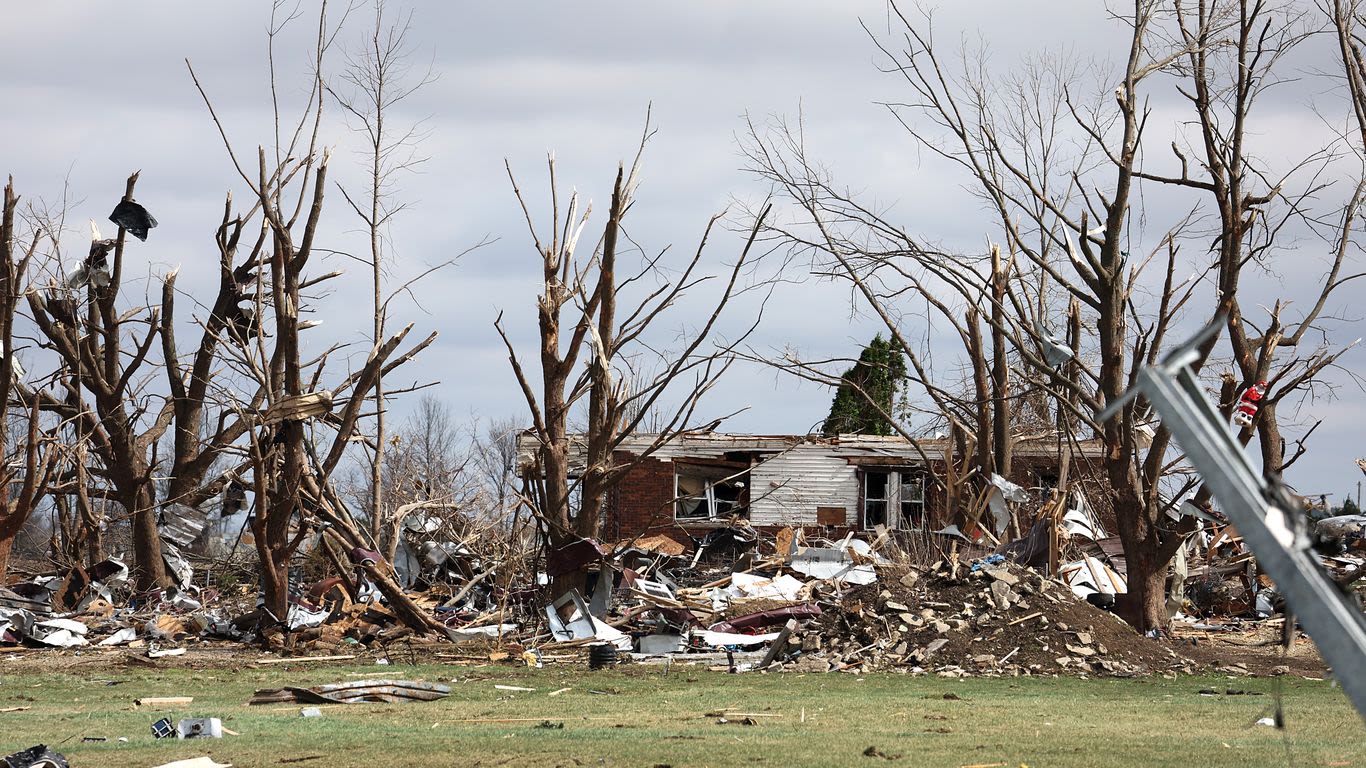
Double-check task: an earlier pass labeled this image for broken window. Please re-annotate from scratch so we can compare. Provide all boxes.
[675,465,747,521]
[899,471,925,527]
[862,469,926,529]
[864,471,889,528]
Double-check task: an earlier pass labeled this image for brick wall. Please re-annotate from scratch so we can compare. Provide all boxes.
[603,452,677,542]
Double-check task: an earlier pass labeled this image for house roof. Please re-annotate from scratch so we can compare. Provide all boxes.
[516,431,1102,475]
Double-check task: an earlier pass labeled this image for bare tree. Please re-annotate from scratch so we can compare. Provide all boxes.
[188,1,443,634]
[496,123,772,595]
[740,116,1021,503]
[20,173,174,591]
[746,0,1360,630]
[0,180,58,577]
[14,166,272,593]
[475,414,522,528]
[359,394,479,565]
[327,0,436,548]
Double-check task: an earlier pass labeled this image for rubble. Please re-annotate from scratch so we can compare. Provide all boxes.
[1316,514,1365,555]
[152,717,224,739]
[792,560,1181,676]
[0,745,68,768]
[789,537,880,585]
[0,475,1355,683]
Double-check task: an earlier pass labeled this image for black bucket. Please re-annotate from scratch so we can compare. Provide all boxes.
[588,643,618,670]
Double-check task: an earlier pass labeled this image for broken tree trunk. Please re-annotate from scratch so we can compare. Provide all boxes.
[305,475,447,636]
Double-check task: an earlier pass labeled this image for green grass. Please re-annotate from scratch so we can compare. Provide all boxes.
[0,662,1360,767]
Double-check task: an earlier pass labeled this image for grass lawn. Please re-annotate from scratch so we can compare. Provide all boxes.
[0,660,1360,767]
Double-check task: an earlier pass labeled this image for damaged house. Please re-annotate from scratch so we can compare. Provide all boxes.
[518,432,1107,547]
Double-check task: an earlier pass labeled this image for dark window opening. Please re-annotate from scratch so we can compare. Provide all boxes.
[862,469,925,529]
[864,471,889,528]
[676,465,748,521]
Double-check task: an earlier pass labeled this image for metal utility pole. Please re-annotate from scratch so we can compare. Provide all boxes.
[1099,318,1366,722]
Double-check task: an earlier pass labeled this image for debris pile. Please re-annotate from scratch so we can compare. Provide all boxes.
[797,560,1186,676]
[1179,511,1364,620]
[2,479,1357,680]
[519,523,1194,678]
[1,744,69,768]
[0,555,259,651]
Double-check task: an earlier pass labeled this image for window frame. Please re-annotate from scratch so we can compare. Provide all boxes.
[863,470,890,529]
[674,463,747,522]
[897,470,926,528]
[861,467,926,530]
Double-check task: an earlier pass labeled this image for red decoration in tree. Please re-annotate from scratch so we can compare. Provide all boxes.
[1232,381,1266,427]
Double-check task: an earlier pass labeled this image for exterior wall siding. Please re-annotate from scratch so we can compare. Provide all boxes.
[749,445,860,527]
[516,432,1108,542]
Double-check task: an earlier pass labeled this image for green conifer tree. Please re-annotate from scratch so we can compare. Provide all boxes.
[821,335,907,436]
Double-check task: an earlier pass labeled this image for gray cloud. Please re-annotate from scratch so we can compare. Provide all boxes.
[1,1,1362,500]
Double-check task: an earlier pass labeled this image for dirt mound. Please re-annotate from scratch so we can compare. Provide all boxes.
[795,561,1192,677]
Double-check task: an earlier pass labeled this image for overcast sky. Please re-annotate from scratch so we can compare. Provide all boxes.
[3,1,1363,502]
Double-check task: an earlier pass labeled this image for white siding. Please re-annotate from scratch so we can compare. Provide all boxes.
[749,444,859,526]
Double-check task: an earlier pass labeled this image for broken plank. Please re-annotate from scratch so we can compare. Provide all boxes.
[757,619,798,670]
[135,697,193,706]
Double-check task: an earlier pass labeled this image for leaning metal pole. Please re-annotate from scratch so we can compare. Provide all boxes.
[1098,318,1366,721]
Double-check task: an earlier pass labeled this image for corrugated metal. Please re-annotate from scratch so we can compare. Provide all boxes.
[159,503,210,549]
